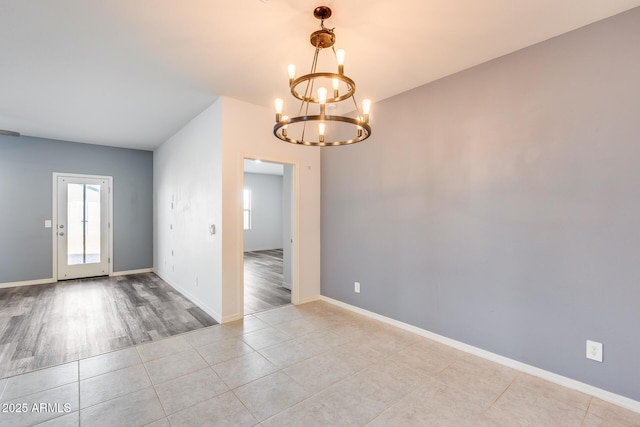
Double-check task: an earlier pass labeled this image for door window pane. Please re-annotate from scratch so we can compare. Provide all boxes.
[67,183,101,265]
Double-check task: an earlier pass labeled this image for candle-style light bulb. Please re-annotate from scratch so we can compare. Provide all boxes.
[362,98,371,123]
[288,64,296,84]
[332,78,339,98]
[274,98,284,122]
[318,123,326,143]
[336,49,345,74]
[317,87,327,119]
[317,87,327,104]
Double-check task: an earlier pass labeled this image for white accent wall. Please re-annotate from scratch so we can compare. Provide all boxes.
[154,96,321,323]
[154,100,223,319]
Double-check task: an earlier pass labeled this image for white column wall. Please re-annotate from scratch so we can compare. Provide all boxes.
[220,96,321,322]
[154,100,224,320]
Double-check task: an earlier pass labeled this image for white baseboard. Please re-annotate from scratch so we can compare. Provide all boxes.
[153,271,222,324]
[0,277,56,289]
[297,295,320,305]
[110,268,153,277]
[319,295,640,414]
[222,313,244,323]
[0,269,153,288]
[244,247,284,253]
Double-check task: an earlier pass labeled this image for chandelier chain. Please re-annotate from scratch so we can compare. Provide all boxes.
[298,47,321,143]
[319,19,334,34]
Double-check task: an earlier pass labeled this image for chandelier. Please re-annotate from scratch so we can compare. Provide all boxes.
[273,6,372,147]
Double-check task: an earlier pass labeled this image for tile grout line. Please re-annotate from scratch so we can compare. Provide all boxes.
[230,388,260,425]
[231,357,312,424]
[75,371,153,412]
[74,307,454,425]
[0,376,7,401]
[207,320,356,422]
[361,344,438,426]
[273,305,639,423]
[137,334,269,423]
[294,314,450,424]
[0,361,80,402]
[322,332,425,424]
[135,343,170,426]
[280,364,360,424]
[143,321,280,410]
[77,360,81,427]
[71,314,311,425]
[580,396,594,426]
[477,368,518,420]
[270,329,375,419]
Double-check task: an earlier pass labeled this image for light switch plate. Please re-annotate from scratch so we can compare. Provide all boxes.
[44,220,52,228]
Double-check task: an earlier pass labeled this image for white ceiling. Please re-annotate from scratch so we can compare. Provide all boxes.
[244,159,284,176]
[2,1,639,151]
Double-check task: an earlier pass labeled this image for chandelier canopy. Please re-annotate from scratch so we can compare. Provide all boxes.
[273,6,372,147]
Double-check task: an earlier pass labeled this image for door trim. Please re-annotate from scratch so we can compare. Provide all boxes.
[240,156,299,317]
[52,172,114,281]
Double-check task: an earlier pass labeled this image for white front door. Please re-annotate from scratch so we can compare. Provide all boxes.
[56,175,110,280]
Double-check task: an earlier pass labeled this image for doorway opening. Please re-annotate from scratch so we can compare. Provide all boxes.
[53,173,112,280]
[243,159,295,315]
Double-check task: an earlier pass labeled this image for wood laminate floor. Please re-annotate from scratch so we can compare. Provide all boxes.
[0,273,217,379]
[244,249,291,315]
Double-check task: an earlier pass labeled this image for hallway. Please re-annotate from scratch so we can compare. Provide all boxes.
[244,249,291,315]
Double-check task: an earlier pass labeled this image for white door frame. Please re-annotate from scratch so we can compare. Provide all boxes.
[52,172,114,280]
[240,157,299,315]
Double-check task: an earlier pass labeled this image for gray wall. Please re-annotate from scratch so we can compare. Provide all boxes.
[243,173,283,252]
[321,8,640,401]
[0,135,153,282]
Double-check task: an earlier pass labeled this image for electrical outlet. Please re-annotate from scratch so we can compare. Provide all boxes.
[586,340,603,362]
[354,281,360,293]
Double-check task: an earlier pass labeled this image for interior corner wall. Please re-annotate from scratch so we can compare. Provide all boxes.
[0,135,153,283]
[243,172,283,252]
[220,96,321,322]
[153,100,223,320]
[321,8,640,401]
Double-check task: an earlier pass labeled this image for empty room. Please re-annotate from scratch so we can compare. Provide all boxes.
[1,1,640,426]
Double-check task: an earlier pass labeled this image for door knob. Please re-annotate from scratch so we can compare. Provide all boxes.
[59,224,65,229]
[59,232,65,236]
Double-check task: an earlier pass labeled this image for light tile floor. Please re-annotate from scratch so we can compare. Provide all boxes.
[0,301,639,426]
